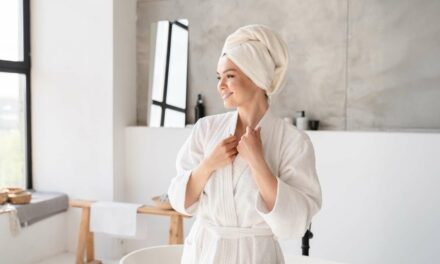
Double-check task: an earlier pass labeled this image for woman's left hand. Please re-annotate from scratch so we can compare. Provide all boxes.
[237,126,264,167]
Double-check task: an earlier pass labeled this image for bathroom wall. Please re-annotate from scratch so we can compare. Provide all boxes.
[32,0,137,261]
[136,0,440,131]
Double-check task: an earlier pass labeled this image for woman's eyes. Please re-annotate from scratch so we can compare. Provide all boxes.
[217,75,235,80]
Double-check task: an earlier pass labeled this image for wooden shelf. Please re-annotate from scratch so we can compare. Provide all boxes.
[70,199,190,264]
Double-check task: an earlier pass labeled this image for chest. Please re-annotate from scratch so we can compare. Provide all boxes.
[203,126,282,195]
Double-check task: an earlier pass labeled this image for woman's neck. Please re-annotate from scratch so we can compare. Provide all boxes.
[236,100,269,131]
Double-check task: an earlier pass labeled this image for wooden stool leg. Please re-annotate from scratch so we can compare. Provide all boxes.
[76,207,101,264]
[86,229,95,262]
[169,215,183,244]
[76,208,89,264]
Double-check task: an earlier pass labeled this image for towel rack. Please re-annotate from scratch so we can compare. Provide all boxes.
[69,199,190,264]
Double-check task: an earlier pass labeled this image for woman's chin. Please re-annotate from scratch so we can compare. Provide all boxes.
[223,101,236,109]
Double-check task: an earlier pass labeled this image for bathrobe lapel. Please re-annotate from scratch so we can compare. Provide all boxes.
[212,108,277,263]
[220,110,239,226]
[230,108,277,193]
[208,111,239,264]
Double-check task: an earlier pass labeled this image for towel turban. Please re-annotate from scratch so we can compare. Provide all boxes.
[220,24,289,96]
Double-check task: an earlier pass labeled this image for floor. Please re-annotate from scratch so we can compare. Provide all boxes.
[32,252,345,264]
[33,253,120,264]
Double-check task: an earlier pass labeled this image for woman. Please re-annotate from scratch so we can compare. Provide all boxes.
[168,24,322,264]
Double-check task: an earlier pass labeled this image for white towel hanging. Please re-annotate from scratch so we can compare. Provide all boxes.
[90,201,146,239]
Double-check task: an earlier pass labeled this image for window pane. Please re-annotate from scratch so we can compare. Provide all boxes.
[0,72,26,188]
[0,0,24,61]
[149,104,162,127]
[151,21,169,102]
[166,23,188,109]
[164,109,185,128]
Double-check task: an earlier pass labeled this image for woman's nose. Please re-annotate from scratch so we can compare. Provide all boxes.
[217,77,226,92]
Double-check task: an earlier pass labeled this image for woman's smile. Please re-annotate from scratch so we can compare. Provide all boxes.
[222,92,233,100]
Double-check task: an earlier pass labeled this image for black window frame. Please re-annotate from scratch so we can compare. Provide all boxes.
[0,0,32,189]
[151,20,188,126]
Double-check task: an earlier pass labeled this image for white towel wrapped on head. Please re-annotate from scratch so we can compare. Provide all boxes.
[220,24,289,96]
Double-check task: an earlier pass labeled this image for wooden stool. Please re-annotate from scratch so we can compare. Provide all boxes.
[70,200,190,264]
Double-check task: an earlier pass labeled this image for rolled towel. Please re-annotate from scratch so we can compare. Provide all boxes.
[220,24,289,97]
[90,201,145,238]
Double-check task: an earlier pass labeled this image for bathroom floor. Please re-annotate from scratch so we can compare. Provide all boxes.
[33,252,120,264]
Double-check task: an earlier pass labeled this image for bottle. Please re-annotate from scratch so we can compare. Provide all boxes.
[295,110,309,130]
[194,94,205,122]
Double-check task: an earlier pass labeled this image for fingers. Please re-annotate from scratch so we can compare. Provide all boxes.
[221,136,238,153]
[224,140,238,149]
[223,134,238,143]
[227,148,238,156]
[254,126,261,137]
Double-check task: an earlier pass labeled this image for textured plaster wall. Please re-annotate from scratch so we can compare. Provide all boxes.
[136,0,440,131]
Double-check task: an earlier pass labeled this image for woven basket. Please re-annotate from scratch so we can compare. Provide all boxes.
[8,191,32,205]
[152,195,173,210]
[4,187,24,195]
[0,191,7,205]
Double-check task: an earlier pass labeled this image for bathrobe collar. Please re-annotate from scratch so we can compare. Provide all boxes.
[226,107,277,196]
[229,107,277,146]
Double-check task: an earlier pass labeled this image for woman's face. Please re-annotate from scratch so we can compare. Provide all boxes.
[216,57,264,109]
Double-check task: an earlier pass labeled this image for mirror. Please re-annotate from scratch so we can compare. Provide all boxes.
[147,19,189,128]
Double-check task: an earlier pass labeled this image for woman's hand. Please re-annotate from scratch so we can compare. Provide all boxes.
[205,135,238,172]
[237,126,264,168]
[237,126,277,210]
[185,135,237,209]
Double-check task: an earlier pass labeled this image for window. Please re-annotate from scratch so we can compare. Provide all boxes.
[0,0,32,189]
[149,19,189,128]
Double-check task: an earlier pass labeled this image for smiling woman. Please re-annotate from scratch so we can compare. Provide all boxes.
[168,24,322,264]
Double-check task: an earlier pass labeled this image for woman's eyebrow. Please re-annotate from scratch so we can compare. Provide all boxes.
[216,69,237,75]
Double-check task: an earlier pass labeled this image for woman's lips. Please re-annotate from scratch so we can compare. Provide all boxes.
[222,92,233,100]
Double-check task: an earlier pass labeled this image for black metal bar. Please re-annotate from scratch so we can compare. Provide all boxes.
[25,72,33,190]
[173,20,188,31]
[0,61,29,73]
[152,100,185,113]
[23,0,31,67]
[24,0,32,190]
[160,21,173,126]
[171,20,189,125]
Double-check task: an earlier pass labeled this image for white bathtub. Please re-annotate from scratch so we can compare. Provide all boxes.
[119,244,347,264]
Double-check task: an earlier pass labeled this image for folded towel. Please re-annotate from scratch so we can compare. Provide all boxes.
[90,201,145,238]
[0,204,21,236]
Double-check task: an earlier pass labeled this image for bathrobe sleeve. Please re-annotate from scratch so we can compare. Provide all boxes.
[255,131,322,239]
[168,118,206,216]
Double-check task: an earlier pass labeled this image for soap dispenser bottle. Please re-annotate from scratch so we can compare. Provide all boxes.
[195,94,205,122]
[295,110,309,130]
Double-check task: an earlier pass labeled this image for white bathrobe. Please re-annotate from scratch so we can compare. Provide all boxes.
[168,108,322,264]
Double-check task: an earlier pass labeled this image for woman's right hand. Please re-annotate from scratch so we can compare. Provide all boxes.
[184,135,238,209]
[204,134,238,172]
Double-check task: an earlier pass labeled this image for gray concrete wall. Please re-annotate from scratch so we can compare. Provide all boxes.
[136,0,440,131]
